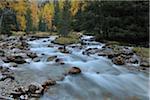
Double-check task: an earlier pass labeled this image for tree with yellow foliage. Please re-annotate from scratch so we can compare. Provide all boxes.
[43,1,54,31]
[30,0,39,31]
[70,0,81,16]
[13,0,27,31]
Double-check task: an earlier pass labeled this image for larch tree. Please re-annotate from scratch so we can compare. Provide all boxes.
[13,0,27,31]
[43,1,54,31]
[70,0,81,16]
[30,0,39,32]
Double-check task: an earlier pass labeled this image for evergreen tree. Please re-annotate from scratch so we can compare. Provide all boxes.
[25,7,32,33]
[58,0,71,36]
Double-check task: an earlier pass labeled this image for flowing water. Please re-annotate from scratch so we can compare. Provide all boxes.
[10,35,149,100]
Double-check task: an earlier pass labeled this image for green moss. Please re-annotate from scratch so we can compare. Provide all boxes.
[54,33,80,45]
[133,47,149,58]
[35,32,58,37]
[12,31,26,36]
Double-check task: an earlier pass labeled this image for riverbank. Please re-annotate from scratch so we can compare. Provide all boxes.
[0,34,149,99]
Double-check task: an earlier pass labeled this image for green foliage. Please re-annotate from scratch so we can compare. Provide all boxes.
[0,0,149,46]
[133,47,149,58]
[73,1,149,44]
[57,0,71,36]
[0,8,17,35]
[25,7,32,33]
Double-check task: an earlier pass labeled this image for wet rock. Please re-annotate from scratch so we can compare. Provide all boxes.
[16,41,28,50]
[10,63,18,67]
[41,53,45,56]
[47,56,57,62]
[98,53,107,56]
[43,40,47,42]
[68,67,81,74]
[55,58,65,65]
[0,75,15,81]
[42,79,56,89]
[29,38,36,41]
[121,48,134,55]
[28,84,38,94]
[0,96,13,100]
[11,87,26,98]
[14,86,26,93]
[58,47,64,50]
[96,72,100,74]
[112,56,125,65]
[140,67,147,70]
[11,91,23,98]
[48,44,54,47]
[81,41,86,45]
[29,93,41,98]
[28,83,44,96]
[11,83,44,99]
[108,53,115,59]
[2,58,10,63]
[82,51,85,55]
[128,57,138,64]
[33,58,40,62]
[0,66,10,73]
[58,46,70,54]
[0,50,5,56]
[27,52,37,59]
[55,58,61,63]
[140,61,149,67]
[21,41,28,48]
[20,94,28,100]
[7,56,26,64]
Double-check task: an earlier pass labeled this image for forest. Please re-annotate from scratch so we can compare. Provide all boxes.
[0,0,149,45]
[0,0,149,100]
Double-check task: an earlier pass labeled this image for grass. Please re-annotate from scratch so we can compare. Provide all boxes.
[12,31,26,36]
[35,32,58,37]
[12,31,58,37]
[54,32,81,45]
[105,41,121,46]
[132,47,149,58]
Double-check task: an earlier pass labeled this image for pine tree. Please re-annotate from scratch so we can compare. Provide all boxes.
[25,7,32,33]
[58,0,71,36]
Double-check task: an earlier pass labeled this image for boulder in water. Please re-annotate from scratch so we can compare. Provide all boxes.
[58,46,70,54]
[0,75,15,81]
[55,58,65,65]
[112,56,125,65]
[42,79,56,88]
[128,57,139,64]
[27,52,37,59]
[20,94,28,100]
[42,79,56,92]
[140,61,149,68]
[47,56,57,61]
[98,53,107,56]
[28,84,38,94]
[28,83,44,97]
[10,63,18,67]
[4,56,26,64]
[68,67,81,74]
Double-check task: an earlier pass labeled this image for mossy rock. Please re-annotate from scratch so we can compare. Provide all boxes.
[54,33,80,45]
[47,56,57,61]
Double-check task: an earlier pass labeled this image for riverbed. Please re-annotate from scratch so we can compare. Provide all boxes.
[0,35,149,100]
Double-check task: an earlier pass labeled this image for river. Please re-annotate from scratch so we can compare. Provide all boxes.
[2,35,148,100]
